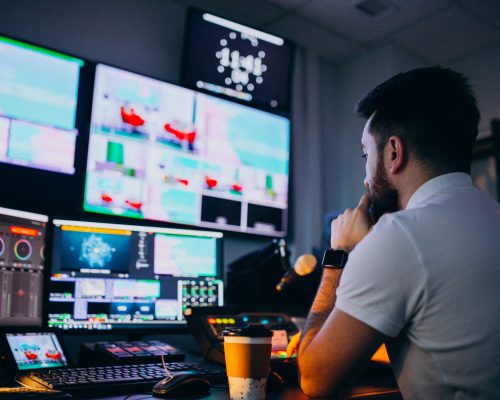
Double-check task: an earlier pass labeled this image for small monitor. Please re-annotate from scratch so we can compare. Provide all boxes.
[0,35,84,174]
[47,219,224,330]
[84,63,290,237]
[6,332,68,371]
[183,10,293,111]
[0,207,48,326]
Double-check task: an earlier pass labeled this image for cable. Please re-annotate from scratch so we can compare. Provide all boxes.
[160,354,174,381]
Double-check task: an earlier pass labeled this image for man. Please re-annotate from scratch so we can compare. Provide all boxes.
[297,67,500,399]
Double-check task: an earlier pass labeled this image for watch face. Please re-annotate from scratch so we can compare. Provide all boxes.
[322,249,348,269]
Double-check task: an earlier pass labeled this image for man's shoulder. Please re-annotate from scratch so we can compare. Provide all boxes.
[379,188,499,233]
[366,191,500,272]
[352,212,419,265]
[370,211,415,240]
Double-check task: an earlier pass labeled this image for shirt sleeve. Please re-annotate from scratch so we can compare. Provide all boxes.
[335,214,426,338]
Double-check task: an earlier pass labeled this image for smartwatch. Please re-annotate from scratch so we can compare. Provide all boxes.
[322,249,349,269]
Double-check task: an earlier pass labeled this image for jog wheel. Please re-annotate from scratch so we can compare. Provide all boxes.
[14,239,32,261]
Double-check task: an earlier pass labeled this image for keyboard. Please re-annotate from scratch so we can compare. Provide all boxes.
[16,360,226,396]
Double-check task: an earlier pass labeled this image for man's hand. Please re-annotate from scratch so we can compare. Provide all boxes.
[286,331,301,358]
[331,193,373,252]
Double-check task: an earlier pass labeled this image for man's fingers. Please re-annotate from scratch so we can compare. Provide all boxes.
[286,332,301,358]
[357,193,371,210]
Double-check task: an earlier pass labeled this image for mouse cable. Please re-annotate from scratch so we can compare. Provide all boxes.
[160,354,174,383]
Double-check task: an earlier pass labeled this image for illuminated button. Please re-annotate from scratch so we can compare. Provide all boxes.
[216,318,222,324]
[222,318,229,324]
[229,318,235,324]
[208,318,216,324]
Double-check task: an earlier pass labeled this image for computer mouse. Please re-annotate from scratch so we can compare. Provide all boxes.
[152,371,211,398]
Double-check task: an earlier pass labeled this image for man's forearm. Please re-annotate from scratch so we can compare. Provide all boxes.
[298,268,343,357]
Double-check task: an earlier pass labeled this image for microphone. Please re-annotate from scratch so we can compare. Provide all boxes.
[275,254,317,292]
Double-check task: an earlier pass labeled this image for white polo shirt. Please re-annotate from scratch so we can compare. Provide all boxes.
[336,173,500,399]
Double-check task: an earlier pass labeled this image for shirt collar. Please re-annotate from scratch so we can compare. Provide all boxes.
[406,172,473,209]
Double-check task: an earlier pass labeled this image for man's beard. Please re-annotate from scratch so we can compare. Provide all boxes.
[368,156,400,223]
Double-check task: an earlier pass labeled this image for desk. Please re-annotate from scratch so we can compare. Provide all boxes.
[0,333,401,399]
[85,363,402,400]
[86,387,401,400]
[88,389,402,400]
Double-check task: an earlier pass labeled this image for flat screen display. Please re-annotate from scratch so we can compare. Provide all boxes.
[47,219,224,330]
[183,10,293,111]
[6,332,68,370]
[0,207,48,326]
[84,64,290,237]
[0,35,84,174]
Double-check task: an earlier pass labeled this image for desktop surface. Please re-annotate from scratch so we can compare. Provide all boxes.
[2,331,400,399]
[80,368,401,400]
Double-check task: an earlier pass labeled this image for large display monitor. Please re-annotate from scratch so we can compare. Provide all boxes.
[47,219,224,330]
[0,35,84,174]
[183,10,293,111]
[0,207,48,326]
[84,64,290,237]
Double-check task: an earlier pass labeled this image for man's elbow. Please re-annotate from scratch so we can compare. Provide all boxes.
[299,374,342,398]
[300,375,327,399]
[299,358,343,398]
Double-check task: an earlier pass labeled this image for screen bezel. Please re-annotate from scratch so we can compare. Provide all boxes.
[45,218,224,333]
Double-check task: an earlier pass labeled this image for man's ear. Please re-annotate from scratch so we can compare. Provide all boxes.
[386,135,405,174]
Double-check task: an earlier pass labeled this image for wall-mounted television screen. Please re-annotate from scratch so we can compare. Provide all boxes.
[0,35,84,174]
[83,64,290,237]
[182,9,293,112]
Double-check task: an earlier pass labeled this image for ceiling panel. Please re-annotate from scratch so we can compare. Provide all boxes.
[265,0,310,10]
[392,6,500,63]
[458,0,500,29]
[173,0,286,27]
[266,14,363,62]
[296,0,451,44]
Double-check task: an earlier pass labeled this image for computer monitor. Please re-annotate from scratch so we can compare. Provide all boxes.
[83,63,290,237]
[5,332,69,370]
[182,9,293,112]
[0,35,84,174]
[47,219,224,330]
[0,207,48,326]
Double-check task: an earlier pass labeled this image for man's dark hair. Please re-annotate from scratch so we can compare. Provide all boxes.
[356,67,480,173]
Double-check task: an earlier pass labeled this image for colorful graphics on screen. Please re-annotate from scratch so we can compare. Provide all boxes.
[0,35,83,174]
[7,333,68,370]
[59,229,132,272]
[153,233,217,276]
[48,220,222,330]
[84,64,290,236]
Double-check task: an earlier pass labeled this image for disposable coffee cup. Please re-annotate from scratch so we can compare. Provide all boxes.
[223,325,273,400]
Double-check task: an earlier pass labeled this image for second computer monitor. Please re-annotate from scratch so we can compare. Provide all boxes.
[0,207,48,326]
[47,219,223,330]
